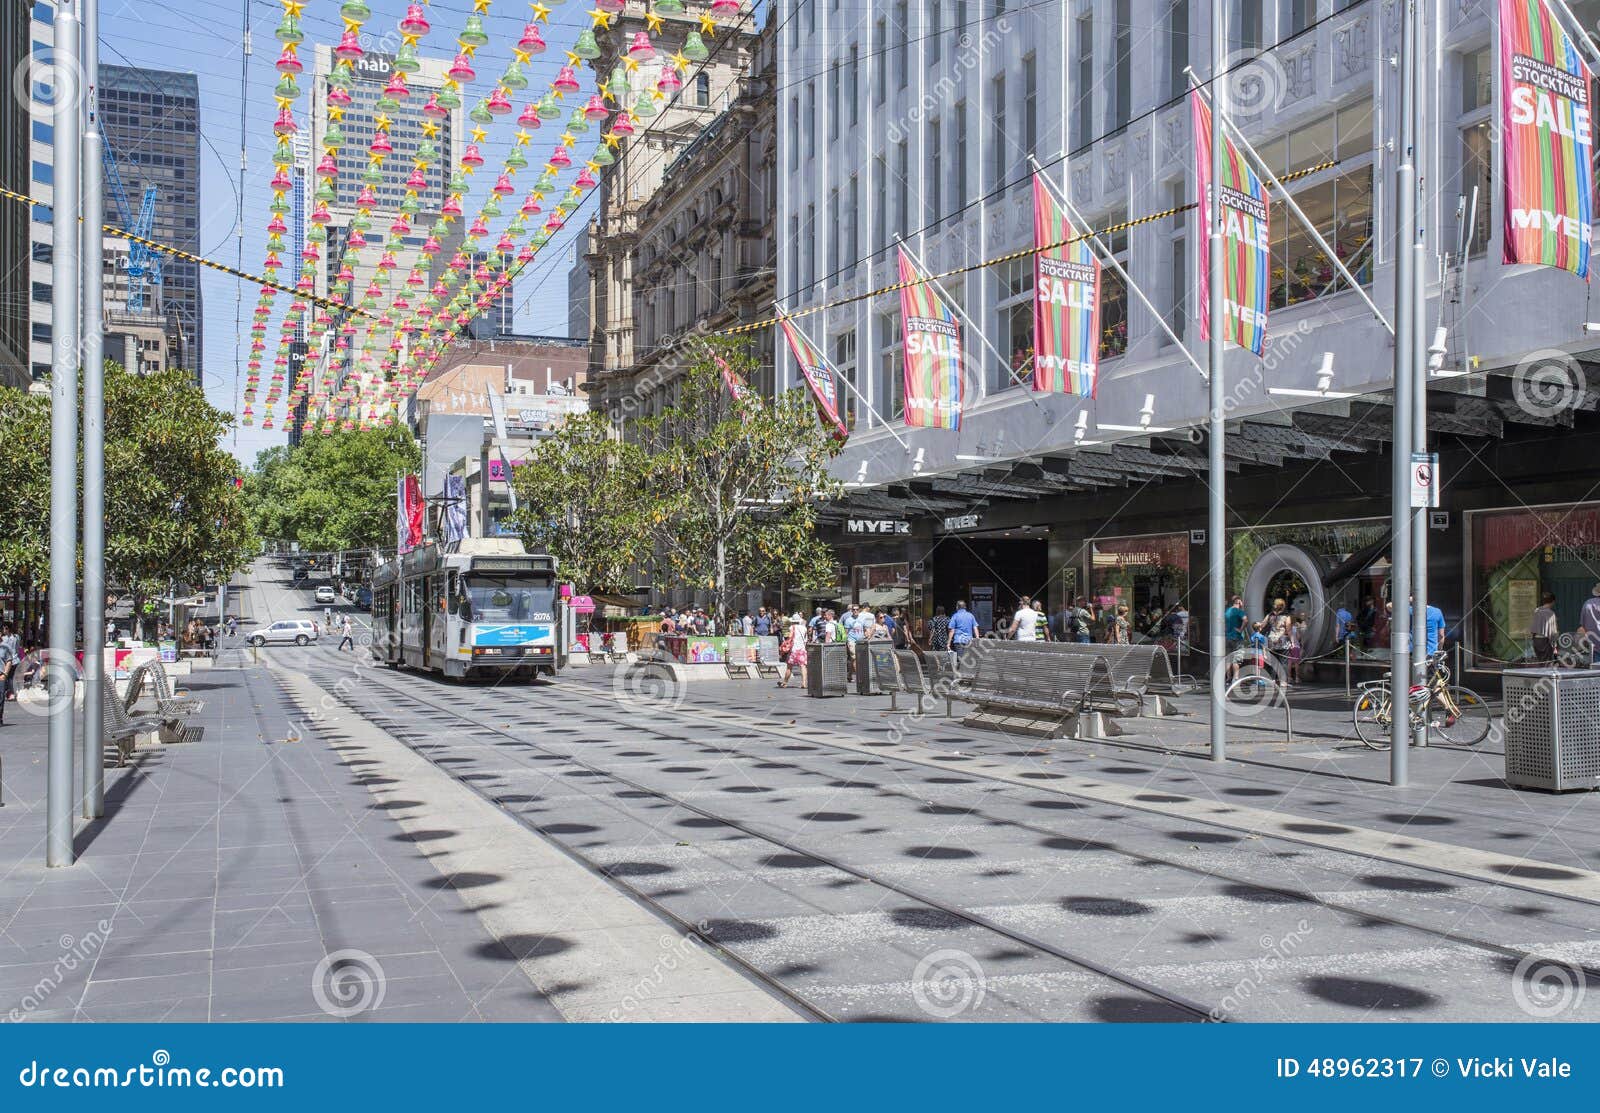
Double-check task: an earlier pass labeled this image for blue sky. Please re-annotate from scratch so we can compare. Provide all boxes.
[99,0,607,462]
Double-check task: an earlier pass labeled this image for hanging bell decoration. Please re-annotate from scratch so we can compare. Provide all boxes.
[574,168,597,190]
[436,86,462,110]
[627,31,656,61]
[501,60,529,90]
[470,100,494,125]
[421,92,447,119]
[632,94,659,119]
[339,0,370,19]
[607,66,630,100]
[612,111,635,135]
[710,0,742,15]
[566,107,590,134]
[393,42,420,74]
[683,31,710,61]
[536,94,562,120]
[334,29,363,60]
[273,73,300,100]
[517,102,542,127]
[553,65,581,93]
[399,2,430,35]
[591,143,615,166]
[461,143,485,166]
[517,21,547,53]
[657,65,682,93]
[506,146,529,170]
[654,0,685,12]
[583,94,610,121]
[459,12,489,46]
[548,146,572,168]
[573,29,602,60]
[275,45,303,74]
[486,87,514,115]
[273,11,304,44]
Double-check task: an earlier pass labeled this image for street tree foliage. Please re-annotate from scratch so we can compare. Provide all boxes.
[507,411,653,594]
[639,339,842,618]
[242,425,421,552]
[0,364,255,599]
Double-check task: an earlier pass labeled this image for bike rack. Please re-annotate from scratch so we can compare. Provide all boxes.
[1222,674,1293,743]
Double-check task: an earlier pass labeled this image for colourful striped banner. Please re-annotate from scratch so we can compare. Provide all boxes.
[714,353,750,400]
[1501,0,1593,276]
[897,249,963,429]
[779,317,850,438]
[1031,174,1101,396]
[1192,91,1270,356]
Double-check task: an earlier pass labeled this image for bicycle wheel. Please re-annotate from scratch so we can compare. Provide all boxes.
[1429,686,1492,746]
[1353,689,1391,750]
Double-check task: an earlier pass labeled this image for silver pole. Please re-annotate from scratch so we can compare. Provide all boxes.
[1208,2,1227,763]
[1411,0,1431,749]
[1389,0,1418,783]
[47,0,84,867]
[81,0,106,817]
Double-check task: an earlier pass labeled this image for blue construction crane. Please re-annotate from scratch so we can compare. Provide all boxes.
[100,142,163,313]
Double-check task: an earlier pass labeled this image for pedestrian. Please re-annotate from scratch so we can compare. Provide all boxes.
[741,611,755,636]
[1527,593,1559,663]
[948,599,978,654]
[928,605,950,652]
[1167,603,1189,647]
[1224,595,1249,652]
[1009,596,1040,641]
[1109,604,1131,644]
[1258,598,1292,671]
[1334,603,1354,646]
[226,615,239,639]
[1582,584,1600,665]
[338,615,355,652]
[754,606,772,637]
[0,624,17,723]
[1288,612,1307,684]
[778,612,808,688]
[867,612,890,640]
[323,606,332,629]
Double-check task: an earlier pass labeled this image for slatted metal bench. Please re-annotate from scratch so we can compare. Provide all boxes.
[885,649,966,717]
[1057,643,1191,715]
[959,641,1123,739]
[102,674,164,766]
[124,662,205,744]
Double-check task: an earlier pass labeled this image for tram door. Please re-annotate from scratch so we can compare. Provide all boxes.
[385,586,398,662]
[421,574,433,669]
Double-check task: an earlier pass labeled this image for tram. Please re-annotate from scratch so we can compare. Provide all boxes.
[369,538,558,679]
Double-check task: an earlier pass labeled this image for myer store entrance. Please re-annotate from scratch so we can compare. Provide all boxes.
[931,526,1049,634]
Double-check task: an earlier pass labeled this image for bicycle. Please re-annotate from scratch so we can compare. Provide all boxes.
[1351,651,1491,749]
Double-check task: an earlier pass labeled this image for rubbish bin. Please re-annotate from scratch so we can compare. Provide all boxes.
[855,643,882,695]
[807,642,849,697]
[1502,668,1600,792]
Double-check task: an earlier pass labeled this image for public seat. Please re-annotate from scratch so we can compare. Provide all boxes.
[1057,642,1190,715]
[102,674,164,766]
[959,641,1122,739]
[123,662,205,744]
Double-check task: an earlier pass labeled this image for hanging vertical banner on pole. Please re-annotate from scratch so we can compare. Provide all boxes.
[778,317,850,437]
[1031,174,1100,396]
[1191,91,1270,356]
[404,473,425,552]
[396,474,408,553]
[897,248,963,429]
[713,353,750,400]
[1500,0,1593,276]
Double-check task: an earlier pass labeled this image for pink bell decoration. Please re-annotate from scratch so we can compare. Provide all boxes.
[612,112,635,135]
[336,264,355,282]
[517,21,546,53]
[517,245,535,263]
[519,196,541,215]
[517,103,542,127]
[492,172,514,195]
[315,153,339,178]
[422,92,447,118]
[467,216,489,237]
[449,252,469,271]
[399,3,430,34]
[548,146,572,168]
[597,0,625,10]
[582,93,609,121]
[326,83,351,107]
[334,29,363,60]
[272,106,297,135]
[545,214,565,232]
[369,132,393,156]
[377,251,397,270]
[627,32,656,61]
[553,65,581,93]
[574,168,597,190]
[421,236,442,254]
[495,234,515,253]
[266,214,288,235]
[348,229,367,248]
[485,87,513,115]
[389,214,411,236]
[383,73,409,99]
[432,281,450,297]
[657,66,682,93]
[447,53,476,82]
[461,143,484,166]
[406,270,425,286]
[474,262,492,281]
[710,0,742,15]
[355,186,378,207]
[275,46,303,74]
[441,196,463,217]
[404,167,427,190]
[301,243,320,261]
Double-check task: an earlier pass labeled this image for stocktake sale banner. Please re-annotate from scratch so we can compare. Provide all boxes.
[1500,0,1594,276]
[1031,174,1101,397]
[897,248,963,429]
[1192,91,1270,356]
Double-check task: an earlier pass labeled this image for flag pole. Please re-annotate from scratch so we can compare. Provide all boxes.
[1027,155,1207,381]
[772,300,911,449]
[1186,70,1394,335]
[1546,0,1600,72]
[1206,4,1228,765]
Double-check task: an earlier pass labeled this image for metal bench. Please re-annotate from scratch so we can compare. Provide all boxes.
[959,641,1123,739]
[124,662,205,744]
[102,673,164,766]
[754,643,781,679]
[884,648,962,717]
[1057,642,1191,715]
[723,658,759,679]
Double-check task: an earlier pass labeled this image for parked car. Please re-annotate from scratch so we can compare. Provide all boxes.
[314,585,338,604]
[247,619,319,647]
[356,586,372,610]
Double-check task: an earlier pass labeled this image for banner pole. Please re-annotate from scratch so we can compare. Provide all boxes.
[772,300,911,449]
[1546,0,1600,73]
[1411,0,1432,749]
[1186,70,1394,335]
[1027,155,1207,381]
[1389,0,1419,785]
[1206,3,1228,766]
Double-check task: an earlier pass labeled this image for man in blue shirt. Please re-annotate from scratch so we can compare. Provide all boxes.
[948,600,979,652]
[754,607,771,637]
[1411,596,1448,656]
[1223,595,1248,649]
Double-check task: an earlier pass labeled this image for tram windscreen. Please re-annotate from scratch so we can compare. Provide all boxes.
[463,577,555,624]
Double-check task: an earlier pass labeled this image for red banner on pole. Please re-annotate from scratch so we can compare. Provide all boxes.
[714,354,750,400]
[779,316,849,438]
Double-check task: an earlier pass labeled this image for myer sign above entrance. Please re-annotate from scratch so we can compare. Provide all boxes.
[942,513,982,532]
[846,518,910,535]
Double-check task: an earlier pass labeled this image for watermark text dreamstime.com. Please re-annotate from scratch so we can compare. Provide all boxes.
[16,1051,283,1089]
[4,921,112,1023]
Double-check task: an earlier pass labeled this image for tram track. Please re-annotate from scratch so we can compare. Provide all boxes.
[289,654,1600,1021]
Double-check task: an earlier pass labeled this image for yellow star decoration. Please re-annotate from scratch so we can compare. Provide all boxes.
[513,48,531,64]
[401,31,419,47]
[587,8,611,28]
[543,162,556,175]
[560,130,577,146]
[531,2,551,21]
[471,125,488,142]
[531,190,546,201]
[515,129,532,145]
[565,50,581,65]
[328,105,345,121]
[645,10,664,32]
[623,55,639,72]
[585,159,600,173]
[421,119,440,137]
[474,0,491,11]
[700,13,717,34]
[601,85,615,103]
[602,130,620,148]
[670,50,690,71]
[462,162,477,175]
[651,87,666,101]
[342,16,360,32]
[374,113,392,132]
[283,0,304,16]
[551,87,565,100]
[275,97,292,110]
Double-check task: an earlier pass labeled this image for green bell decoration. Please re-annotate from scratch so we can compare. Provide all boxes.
[655,0,685,12]
[269,195,290,215]
[273,138,293,164]
[507,218,526,236]
[274,73,300,100]
[573,29,602,60]
[459,13,489,46]
[607,66,629,100]
[274,12,304,44]
[430,219,450,237]
[535,171,557,192]
[435,87,461,110]
[350,213,372,232]
[567,107,590,134]
[506,147,528,170]
[469,101,494,125]
[376,93,400,112]
[307,224,327,243]
[532,228,551,247]
[447,170,468,193]
[683,31,709,61]
[536,94,562,120]
[361,165,383,187]
[501,60,528,90]
[393,42,421,74]
[633,94,659,119]
[314,181,336,205]
[482,195,502,218]
[399,194,420,216]
[415,139,438,163]
[340,0,371,19]
[323,122,345,148]
[358,295,376,310]
[591,144,615,166]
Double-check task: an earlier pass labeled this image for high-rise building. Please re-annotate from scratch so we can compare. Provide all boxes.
[566,229,591,344]
[290,135,311,343]
[98,64,203,382]
[25,1,57,387]
[0,0,34,389]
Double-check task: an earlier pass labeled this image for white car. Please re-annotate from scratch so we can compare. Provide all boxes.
[247,620,319,647]
[314,586,338,604]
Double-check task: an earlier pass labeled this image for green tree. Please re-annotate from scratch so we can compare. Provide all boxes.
[242,426,421,551]
[507,410,654,593]
[641,339,842,619]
